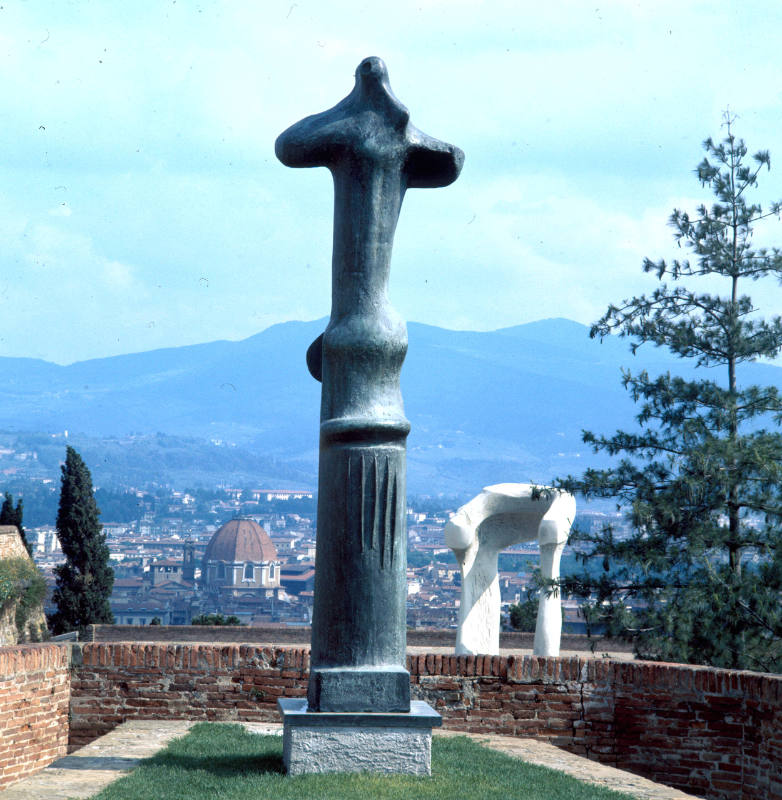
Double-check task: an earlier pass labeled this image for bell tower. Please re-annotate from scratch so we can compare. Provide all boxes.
[183,539,195,583]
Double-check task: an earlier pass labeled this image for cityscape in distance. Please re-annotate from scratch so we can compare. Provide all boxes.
[3,315,771,631]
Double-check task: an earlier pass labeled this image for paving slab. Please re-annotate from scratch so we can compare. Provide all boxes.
[1,721,195,799]
[2,720,702,799]
[437,730,703,800]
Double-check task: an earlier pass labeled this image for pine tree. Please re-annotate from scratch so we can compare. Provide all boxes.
[558,114,782,673]
[50,447,114,635]
[0,492,31,556]
[508,596,539,633]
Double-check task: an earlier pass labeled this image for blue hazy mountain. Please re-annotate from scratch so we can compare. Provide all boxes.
[0,317,776,494]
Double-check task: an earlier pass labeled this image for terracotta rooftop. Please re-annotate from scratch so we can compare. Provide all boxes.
[280,569,315,582]
[113,578,144,588]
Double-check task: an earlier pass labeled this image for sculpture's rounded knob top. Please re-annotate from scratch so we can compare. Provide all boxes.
[351,56,409,132]
[356,56,388,82]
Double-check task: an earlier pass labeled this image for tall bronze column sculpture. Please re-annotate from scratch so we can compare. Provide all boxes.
[276,57,463,715]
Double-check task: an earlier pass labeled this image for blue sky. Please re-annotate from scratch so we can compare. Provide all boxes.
[3,1,782,364]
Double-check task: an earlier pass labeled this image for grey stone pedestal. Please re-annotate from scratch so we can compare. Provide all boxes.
[278,698,442,776]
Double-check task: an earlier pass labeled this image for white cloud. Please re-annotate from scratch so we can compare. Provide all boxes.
[48,202,72,217]
[1,1,782,362]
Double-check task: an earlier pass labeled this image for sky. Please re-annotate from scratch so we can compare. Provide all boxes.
[3,1,782,364]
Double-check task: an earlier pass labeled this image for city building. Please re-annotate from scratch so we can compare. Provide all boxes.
[201,518,281,602]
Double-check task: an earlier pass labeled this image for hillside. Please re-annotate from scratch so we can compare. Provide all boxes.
[1,317,777,494]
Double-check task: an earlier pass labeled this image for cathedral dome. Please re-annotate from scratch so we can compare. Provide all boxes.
[203,519,277,563]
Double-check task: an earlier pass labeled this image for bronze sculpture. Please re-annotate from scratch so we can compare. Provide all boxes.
[276,56,463,713]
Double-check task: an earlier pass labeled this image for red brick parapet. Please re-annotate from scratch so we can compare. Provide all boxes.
[409,654,782,799]
[0,643,70,790]
[85,623,634,653]
[68,644,781,800]
[69,643,310,750]
[0,641,777,800]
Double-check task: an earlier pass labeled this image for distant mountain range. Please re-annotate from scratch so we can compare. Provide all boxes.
[3,317,781,495]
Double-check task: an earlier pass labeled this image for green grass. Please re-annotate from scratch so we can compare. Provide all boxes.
[89,723,636,800]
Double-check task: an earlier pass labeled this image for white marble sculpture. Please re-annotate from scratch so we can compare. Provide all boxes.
[444,483,576,657]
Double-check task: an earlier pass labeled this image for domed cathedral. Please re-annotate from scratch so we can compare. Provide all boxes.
[201,519,281,601]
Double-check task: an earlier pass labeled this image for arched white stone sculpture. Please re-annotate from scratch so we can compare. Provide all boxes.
[444,483,576,657]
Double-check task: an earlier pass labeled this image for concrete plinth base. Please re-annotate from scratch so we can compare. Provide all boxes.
[278,697,441,776]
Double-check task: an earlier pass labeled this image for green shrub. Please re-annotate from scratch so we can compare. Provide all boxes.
[0,557,47,640]
[191,613,243,626]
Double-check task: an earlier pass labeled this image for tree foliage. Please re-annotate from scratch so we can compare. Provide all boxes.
[508,596,538,633]
[557,115,782,673]
[0,492,31,556]
[191,613,243,626]
[0,557,47,641]
[49,447,114,635]
[507,569,564,633]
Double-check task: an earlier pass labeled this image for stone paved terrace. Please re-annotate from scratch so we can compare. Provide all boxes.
[2,720,703,800]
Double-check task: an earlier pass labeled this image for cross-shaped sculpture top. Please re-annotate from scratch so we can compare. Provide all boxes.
[276,57,464,326]
[275,56,463,187]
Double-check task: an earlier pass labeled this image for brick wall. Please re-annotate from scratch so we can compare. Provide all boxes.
[69,644,781,800]
[68,643,309,749]
[86,624,313,644]
[410,654,782,800]
[0,644,70,790]
[86,624,633,653]
[609,662,782,800]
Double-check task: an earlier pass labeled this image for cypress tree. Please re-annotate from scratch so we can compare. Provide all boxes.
[50,447,114,635]
[558,114,782,673]
[0,492,31,556]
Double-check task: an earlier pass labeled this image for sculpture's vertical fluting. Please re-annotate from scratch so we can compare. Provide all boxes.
[276,57,463,713]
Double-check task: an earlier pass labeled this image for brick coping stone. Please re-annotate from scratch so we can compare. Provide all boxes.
[3,720,701,800]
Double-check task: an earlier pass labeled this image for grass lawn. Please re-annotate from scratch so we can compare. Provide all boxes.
[89,722,637,800]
